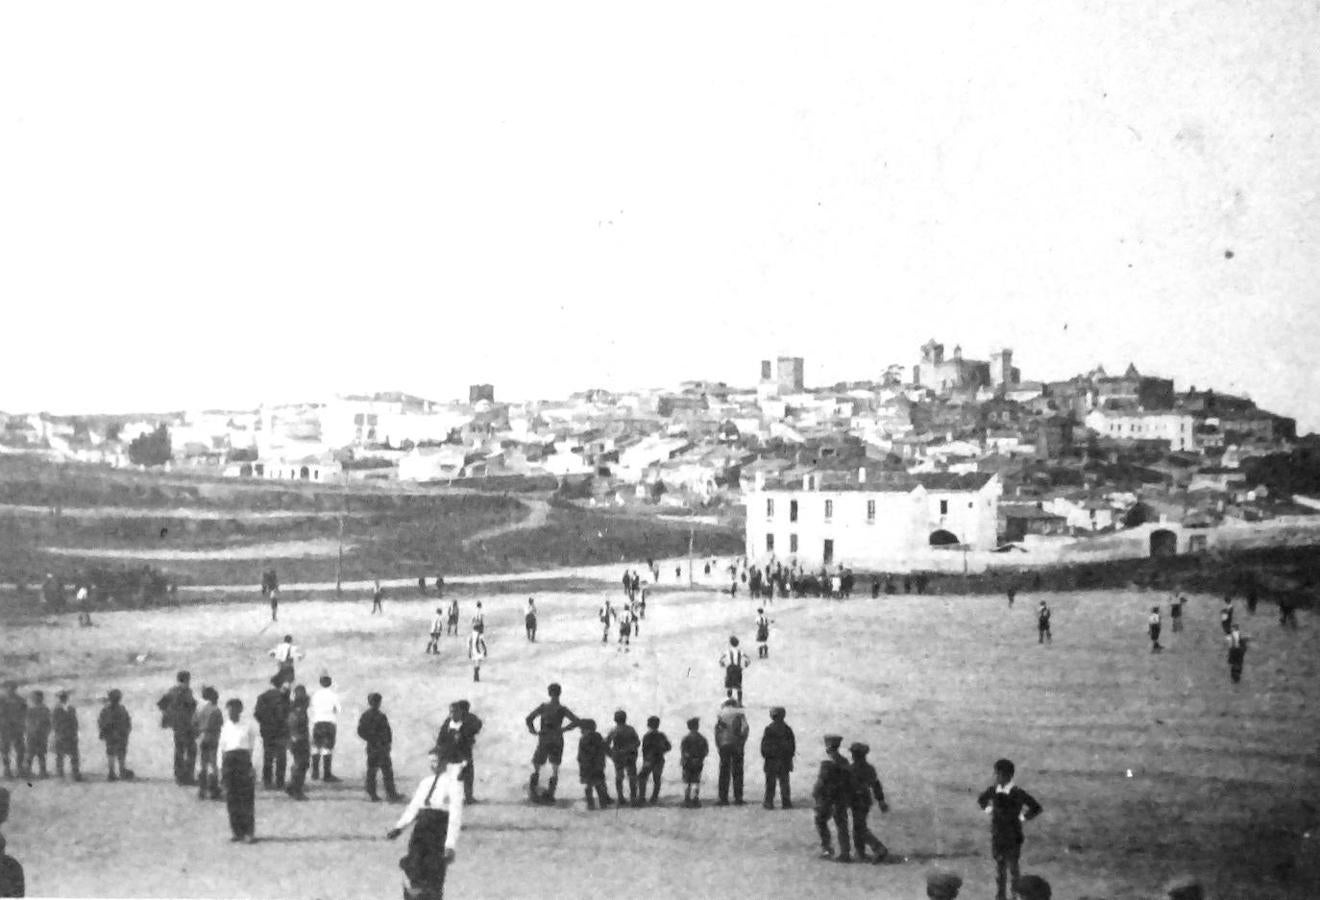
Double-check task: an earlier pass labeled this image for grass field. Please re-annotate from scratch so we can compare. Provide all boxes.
[2,579,1317,899]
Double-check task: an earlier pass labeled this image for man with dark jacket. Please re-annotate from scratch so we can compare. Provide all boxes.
[813,734,853,862]
[0,685,25,779]
[157,671,198,785]
[605,710,641,807]
[357,692,402,802]
[252,677,291,790]
[285,685,311,801]
[714,697,750,806]
[848,742,889,862]
[976,758,1043,900]
[576,719,611,809]
[760,706,796,809]
[97,689,133,781]
[436,700,483,803]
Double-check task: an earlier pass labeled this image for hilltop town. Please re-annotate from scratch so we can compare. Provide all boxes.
[2,340,1316,574]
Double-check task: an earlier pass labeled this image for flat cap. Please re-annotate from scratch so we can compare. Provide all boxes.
[925,869,962,899]
[1015,875,1051,900]
[849,742,870,755]
[823,734,843,748]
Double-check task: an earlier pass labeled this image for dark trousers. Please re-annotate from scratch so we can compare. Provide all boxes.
[367,748,397,798]
[993,844,1021,900]
[198,742,220,797]
[0,733,22,775]
[461,755,475,801]
[288,741,310,795]
[815,802,850,854]
[24,738,47,776]
[1229,649,1246,683]
[261,737,287,787]
[582,775,611,808]
[613,756,638,803]
[403,809,449,898]
[173,733,197,784]
[222,750,256,838]
[717,746,744,802]
[638,759,664,801]
[852,805,887,857]
[55,744,80,779]
[526,622,536,641]
[764,768,791,806]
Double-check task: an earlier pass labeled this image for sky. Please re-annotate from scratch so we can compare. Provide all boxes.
[2,2,1318,432]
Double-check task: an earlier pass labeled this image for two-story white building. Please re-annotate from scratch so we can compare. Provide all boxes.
[1084,409,1196,451]
[743,468,1001,569]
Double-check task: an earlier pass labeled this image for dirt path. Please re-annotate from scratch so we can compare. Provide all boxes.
[459,498,550,549]
[0,502,365,521]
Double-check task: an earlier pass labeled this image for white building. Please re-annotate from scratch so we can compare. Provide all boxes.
[743,469,1001,569]
[1084,409,1196,451]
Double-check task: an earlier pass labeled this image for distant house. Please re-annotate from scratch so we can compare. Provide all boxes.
[1084,409,1196,452]
[999,503,1069,542]
[1047,493,1117,532]
[228,454,342,482]
[398,445,468,482]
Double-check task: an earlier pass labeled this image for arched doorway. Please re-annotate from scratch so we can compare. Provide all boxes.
[299,466,310,480]
[929,529,960,547]
[1149,529,1177,557]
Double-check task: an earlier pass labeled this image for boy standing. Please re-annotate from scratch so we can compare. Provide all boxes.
[1036,602,1051,644]
[617,604,634,651]
[759,706,795,809]
[194,686,224,800]
[605,710,641,807]
[52,690,81,781]
[357,692,402,802]
[23,691,51,778]
[638,716,672,805]
[1148,606,1163,652]
[426,608,444,655]
[576,719,611,809]
[467,628,488,682]
[446,599,460,636]
[97,689,133,781]
[847,742,889,863]
[976,758,1043,900]
[371,580,385,614]
[285,685,311,801]
[679,717,709,808]
[309,675,342,782]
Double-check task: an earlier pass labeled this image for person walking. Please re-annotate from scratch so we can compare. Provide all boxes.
[617,603,634,652]
[471,602,485,635]
[253,678,290,790]
[387,746,466,900]
[426,609,444,655]
[310,675,342,782]
[269,636,302,686]
[525,598,538,642]
[194,686,224,800]
[157,670,198,786]
[599,599,616,644]
[1148,606,1164,652]
[218,699,260,843]
[760,706,796,809]
[720,637,750,703]
[22,691,51,779]
[605,710,641,807]
[467,628,488,683]
[847,742,890,863]
[1226,625,1248,683]
[638,716,671,805]
[371,580,385,615]
[1036,601,1051,644]
[976,758,1043,900]
[0,685,25,779]
[714,697,749,806]
[285,685,311,801]
[358,692,402,803]
[52,690,81,782]
[97,689,133,781]
[813,734,853,861]
[1220,597,1235,636]
[524,683,581,804]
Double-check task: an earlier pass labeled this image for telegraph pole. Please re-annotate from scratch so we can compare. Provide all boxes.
[688,526,694,589]
[336,472,347,595]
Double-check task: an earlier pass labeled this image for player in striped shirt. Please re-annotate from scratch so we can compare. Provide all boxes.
[426,608,444,655]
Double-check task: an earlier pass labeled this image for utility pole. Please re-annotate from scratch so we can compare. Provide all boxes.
[336,472,347,595]
[688,526,694,589]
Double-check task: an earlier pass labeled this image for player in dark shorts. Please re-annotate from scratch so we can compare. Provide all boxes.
[524,683,582,803]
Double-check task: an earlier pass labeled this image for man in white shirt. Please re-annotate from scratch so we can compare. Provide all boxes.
[310,675,342,782]
[388,746,465,900]
[426,609,444,655]
[269,636,302,686]
[218,699,260,843]
[467,629,487,683]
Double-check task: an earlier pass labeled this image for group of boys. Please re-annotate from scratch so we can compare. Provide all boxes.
[598,596,644,651]
[0,684,83,781]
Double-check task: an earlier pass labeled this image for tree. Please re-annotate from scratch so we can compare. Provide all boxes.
[128,424,172,467]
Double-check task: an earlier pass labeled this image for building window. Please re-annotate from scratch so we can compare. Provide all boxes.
[789,500,798,522]
[866,499,875,522]
[789,533,798,553]
[766,498,774,518]
[939,499,948,515]
[824,499,833,521]
[766,534,775,552]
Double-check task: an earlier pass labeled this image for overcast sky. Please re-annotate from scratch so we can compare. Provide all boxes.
[2,2,1318,431]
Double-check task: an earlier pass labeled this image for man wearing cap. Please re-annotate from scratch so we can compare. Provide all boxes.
[524,683,581,803]
[387,745,466,900]
[435,700,483,804]
[357,692,402,803]
[218,698,260,843]
[157,670,198,786]
[714,697,749,806]
[813,734,853,862]
[847,742,889,862]
[0,685,25,779]
[253,677,291,790]
[925,869,962,899]
[760,707,796,809]
[52,690,81,781]
[97,689,133,781]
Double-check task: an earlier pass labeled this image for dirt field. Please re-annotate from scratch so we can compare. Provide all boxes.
[2,584,1317,899]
